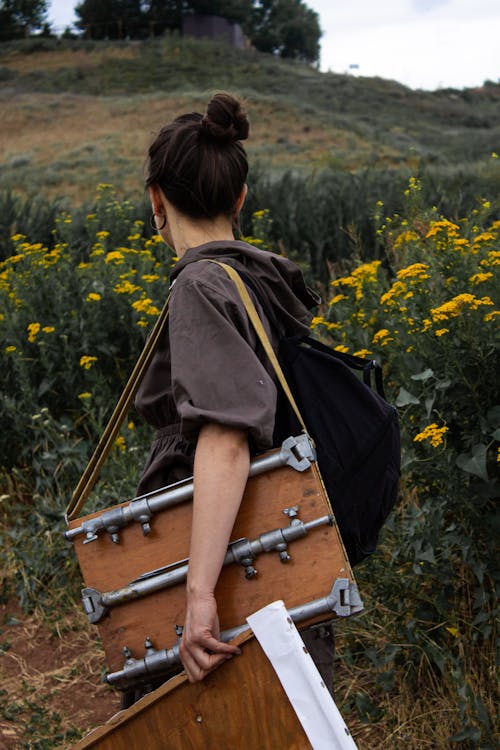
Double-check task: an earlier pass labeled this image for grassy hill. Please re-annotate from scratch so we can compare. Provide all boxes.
[0,35,499,202]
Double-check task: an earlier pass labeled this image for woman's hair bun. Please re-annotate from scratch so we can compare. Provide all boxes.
[201,93,249,142]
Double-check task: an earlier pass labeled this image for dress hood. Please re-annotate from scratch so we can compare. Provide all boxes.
[170,240,320,334]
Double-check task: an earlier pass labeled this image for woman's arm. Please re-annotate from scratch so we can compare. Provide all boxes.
[179,422,250,682]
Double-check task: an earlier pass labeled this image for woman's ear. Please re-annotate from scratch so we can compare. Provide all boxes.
[148,185,164,216]
[234,184,248,216]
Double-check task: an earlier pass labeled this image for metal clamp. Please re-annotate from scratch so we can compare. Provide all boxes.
[81,510,334,624]
[65,434,316,544]
[106,578,364,689]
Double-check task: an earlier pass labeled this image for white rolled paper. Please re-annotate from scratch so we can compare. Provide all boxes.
[247,600,358,750]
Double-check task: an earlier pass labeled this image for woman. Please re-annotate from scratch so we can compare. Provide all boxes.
[135,92,333,686]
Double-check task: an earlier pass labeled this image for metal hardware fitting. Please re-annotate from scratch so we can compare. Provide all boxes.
[81,510,333,624]
[65,434,315,545]
[106,579,364,689]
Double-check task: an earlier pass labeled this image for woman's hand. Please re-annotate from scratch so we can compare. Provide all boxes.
[179,591,240,682]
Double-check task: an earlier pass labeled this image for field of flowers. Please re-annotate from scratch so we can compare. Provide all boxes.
[0,179,498,748]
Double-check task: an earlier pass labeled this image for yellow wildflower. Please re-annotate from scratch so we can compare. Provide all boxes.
[446,627,459,638]
[354,349,372,358]
[435,328,449,337]
[380,281,406,306]
[114,436,126,451]
[79,355,98,369]
[484,311,499,322]
[128,421,135,430]
[132,298,160,316]
[11,233,25,242]
[472,231,496,245]
[425,220,460,239]
[479,250,500,268]
[105,251,124,265]
[334,345,349,353]
[141,274,160,283]
[5,345,16,353]
[430,294,493,322]
[137,319,149,328]
[78,262,92,269]
[6,254,25,265]
[413,423,449,448]
[86,292,102,302]
[96,231,109,240]
[469,272,493,284]
[114,280,141,295]
[328,294,348,305]
[393,230,419,250]
[78,392,92,399]
[42,326,55,333]
[27,322,41,343]
[311,316,326,328]
[372,329,393,345]
[396,263,430,281]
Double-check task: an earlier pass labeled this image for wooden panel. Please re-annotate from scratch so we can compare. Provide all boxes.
[69,451,354,673]
[72,634,313,750]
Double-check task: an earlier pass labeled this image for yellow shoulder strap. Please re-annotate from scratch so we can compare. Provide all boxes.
[65,291,172,523]
[204,260,307,434]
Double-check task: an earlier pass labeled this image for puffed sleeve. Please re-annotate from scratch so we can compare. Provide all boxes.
[168,267,277,450]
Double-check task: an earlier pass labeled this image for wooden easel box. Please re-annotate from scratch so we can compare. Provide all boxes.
[69,446,356,674]
[72,633,314,750]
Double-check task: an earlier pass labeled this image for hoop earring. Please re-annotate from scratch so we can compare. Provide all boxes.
[150,212,167,231]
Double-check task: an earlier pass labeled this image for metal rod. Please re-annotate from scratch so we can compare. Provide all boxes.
[105,579,364,689]
[65,434,315,544]
[81,513,333,624]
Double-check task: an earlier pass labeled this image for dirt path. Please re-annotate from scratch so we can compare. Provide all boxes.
[0,599,118,749]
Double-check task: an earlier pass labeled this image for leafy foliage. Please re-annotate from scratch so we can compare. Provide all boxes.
[73,0,321,60]
[245,0,321,62]
[314,180,499,744]
[0,0,48,40]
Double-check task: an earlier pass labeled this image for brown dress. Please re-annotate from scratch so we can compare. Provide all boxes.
[133,239,335,694]
[134,240,319,496]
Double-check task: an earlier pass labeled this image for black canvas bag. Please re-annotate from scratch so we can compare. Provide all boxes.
[225,264,401,567]
[272,336,401,566]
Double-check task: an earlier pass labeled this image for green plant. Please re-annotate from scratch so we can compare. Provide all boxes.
[321,180,499,745]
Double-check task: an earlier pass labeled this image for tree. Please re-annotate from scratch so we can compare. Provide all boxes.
[74,0,322,62]
[188,0,253,25]
[246,0,321,63]
[75,0,148,39]
[0,0,48,40]
[75,0,188,38]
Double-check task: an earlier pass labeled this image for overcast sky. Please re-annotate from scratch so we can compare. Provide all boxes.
[48,0,500,91]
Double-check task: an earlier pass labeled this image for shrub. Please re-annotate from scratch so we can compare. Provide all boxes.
[321,178,499,744]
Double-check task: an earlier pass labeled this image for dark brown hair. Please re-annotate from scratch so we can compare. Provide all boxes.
[146,93,249,220]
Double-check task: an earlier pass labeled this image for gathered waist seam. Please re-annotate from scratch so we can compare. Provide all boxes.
[154,423,196,440]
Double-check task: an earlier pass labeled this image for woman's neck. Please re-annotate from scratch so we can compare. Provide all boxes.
[169,212,236,260]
